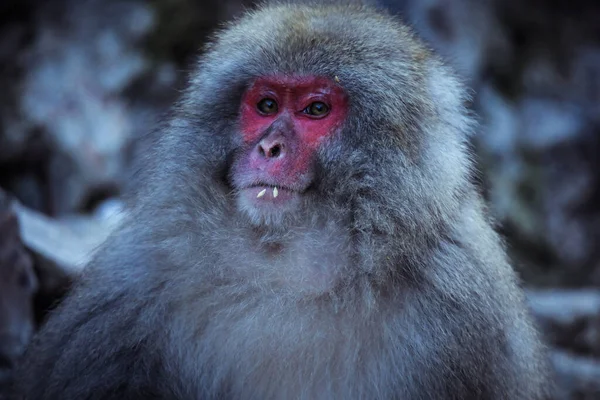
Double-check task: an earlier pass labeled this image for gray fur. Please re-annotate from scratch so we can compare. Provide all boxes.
[13,2,551,399]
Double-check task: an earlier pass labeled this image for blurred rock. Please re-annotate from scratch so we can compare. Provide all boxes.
[528,290,600,356]
[10,193,122,336]
[528,290,600,399]
[0,188,117,394]
[551,351,600,400]
[13,198,120,277]
[0,191,38,393]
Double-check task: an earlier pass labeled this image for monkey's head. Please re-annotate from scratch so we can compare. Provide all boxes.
[142,1,474,253]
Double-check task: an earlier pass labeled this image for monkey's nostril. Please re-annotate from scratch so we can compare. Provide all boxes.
[269,145,281,158]
[256,136,285,159]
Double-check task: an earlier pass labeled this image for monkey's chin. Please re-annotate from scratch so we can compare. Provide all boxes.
[237,186,302,227]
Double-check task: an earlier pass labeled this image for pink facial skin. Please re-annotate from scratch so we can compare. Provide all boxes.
[233,76,348,217]
[234,75,348,213]
[240,76,348,147]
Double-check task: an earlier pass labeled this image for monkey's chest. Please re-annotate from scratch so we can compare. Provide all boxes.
[184,291,402,399]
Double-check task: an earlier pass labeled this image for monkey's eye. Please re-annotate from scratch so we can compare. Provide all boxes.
[304,102,330,117]
[257,98,278,115]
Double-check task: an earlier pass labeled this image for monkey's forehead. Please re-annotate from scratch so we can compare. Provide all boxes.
[203,4,432,83]
[183,2,470,143]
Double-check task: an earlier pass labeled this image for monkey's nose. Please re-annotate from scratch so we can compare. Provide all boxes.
[257,137,286,159]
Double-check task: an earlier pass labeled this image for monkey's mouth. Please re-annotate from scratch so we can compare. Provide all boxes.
[243,184,299,203]
[234,181,309,219]
[236,183,304,225]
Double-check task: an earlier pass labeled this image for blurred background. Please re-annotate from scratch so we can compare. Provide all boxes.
[1,0,599,398]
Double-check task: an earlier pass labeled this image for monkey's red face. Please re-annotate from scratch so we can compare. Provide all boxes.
[232,76,348,223]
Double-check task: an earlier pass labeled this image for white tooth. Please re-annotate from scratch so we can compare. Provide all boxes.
[257,189,267,198]
[273,187,279,198]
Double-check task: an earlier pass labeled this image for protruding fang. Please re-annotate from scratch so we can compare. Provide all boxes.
[334,75,340,83]
[257,189,267,198]
[273,187,279,198]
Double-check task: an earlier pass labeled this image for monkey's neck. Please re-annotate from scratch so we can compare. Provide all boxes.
[216,219,356,295]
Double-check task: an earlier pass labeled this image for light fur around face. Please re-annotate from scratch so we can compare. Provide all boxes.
[14,2,551,399]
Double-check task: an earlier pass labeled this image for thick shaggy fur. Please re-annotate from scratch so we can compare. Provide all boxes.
[14,2,550,399]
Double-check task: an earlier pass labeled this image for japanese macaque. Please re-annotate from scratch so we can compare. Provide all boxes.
[14,1,551,399]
